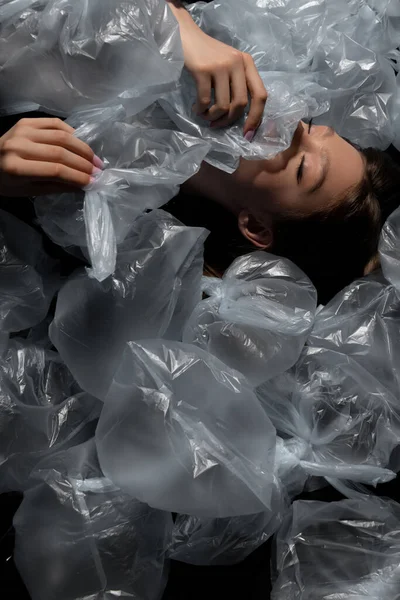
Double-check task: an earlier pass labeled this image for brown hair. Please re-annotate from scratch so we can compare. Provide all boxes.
[165,146,400,304]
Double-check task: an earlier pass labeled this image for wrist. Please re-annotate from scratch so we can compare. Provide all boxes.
[166,0,199,33]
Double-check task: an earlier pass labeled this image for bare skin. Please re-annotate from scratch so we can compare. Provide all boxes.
[167,0,268,137]
[184,121,365,248]
[0,118,104,197]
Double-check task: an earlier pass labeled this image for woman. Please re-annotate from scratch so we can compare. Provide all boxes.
[0,2,399,302]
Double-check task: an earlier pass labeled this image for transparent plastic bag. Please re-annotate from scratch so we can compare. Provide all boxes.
[0,338,101,492]
[0,0,183,116]
[183,252,317,386]
[13,440,172,600]
[380,206,400,292]
[174,0,400,163]
[167,479,286,565]
[0,209,56,333]
[35,107,210,281]
[96,339,277,518]
[271,496,400,600]
[258,310,398,490]
[50,210,207,399]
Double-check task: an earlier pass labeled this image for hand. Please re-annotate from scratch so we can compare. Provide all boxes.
[0,118,103,197]
[179,19,268,137]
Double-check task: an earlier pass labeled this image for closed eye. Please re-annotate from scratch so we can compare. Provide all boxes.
[297,155,305,184]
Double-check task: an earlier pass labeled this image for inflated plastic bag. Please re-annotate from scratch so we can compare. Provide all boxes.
[0,209,56,333]
[271,496,400,600]
[183,252,317,386]
[14,440,172,600]
[35,107,210,281]
[96,339,277,518]
[0,0,183,116]
[257,303,398,490]
[0,338,100,492]
[50,210,207,399]
[309,274,400,403]
[167,479,286,565]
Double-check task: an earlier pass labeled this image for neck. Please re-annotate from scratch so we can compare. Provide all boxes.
[182,161,238,214]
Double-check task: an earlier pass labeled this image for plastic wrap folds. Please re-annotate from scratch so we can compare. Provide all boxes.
[50,209,207,399]
[35,108,210,281]
[0,338,101,492]
[0,0,183,116]
[271,496,400,600]
[258,274,400,491]
[159,0,400,170]
[96,339,278,518]
[380,206,400,292]
[0,209,56,333]
[167,485,286,566]
[184,252,317,386]
[13,440,172,600]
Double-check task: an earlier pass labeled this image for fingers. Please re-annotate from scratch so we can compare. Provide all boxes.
[10,139,94,177]
[242,54,268,135]
[28,130,95,164]
[6,158,92,188]
[210,67,248,129]
[15,117,75,134]
[203,72,231,122]
[193,72,212,115]
[194,53,267,134]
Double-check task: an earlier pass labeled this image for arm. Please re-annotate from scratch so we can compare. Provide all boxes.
[0,118,102,197]
[166,0,267,139]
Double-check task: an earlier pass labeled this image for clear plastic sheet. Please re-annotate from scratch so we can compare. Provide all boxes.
[271,496,400,600]
[35,107,210,281]
[0,0,183,117]
[13,440,172,600]
[0,338,101,492]
[50,210,207,399]
[96,339,278,518]
[0,209,56,333]
[183,252,317,386]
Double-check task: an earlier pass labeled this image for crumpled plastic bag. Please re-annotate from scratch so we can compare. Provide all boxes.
[0,209,56,333]
[183,252,317,386]
[271,496,400,600]
[0,337,101,492]
[167,479,286,565]
[96,339,278,518]
[379,206,400,292]
[35,106,210,281]
[13,439,172,600]
[162,0,332,171]
[0,0,183,116]
[158,0,400,171]
[257,276,400,489]
[50,209,207,399]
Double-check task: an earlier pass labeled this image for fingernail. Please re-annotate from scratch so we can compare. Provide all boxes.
[93,155,105,169]
[244,129,255,142]
[92,166,102,175]
[89,176,96,185]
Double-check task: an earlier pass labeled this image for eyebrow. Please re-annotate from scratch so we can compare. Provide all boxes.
[309,150,330,195]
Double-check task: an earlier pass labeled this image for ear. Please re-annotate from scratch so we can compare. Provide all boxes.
[238,210,273,249]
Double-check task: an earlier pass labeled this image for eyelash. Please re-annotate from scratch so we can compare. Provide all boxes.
[297,119,314,183]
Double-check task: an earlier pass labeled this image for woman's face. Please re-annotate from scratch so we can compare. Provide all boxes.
[233,121,365,218]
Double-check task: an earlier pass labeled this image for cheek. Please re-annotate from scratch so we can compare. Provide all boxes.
[253,174,299,214]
